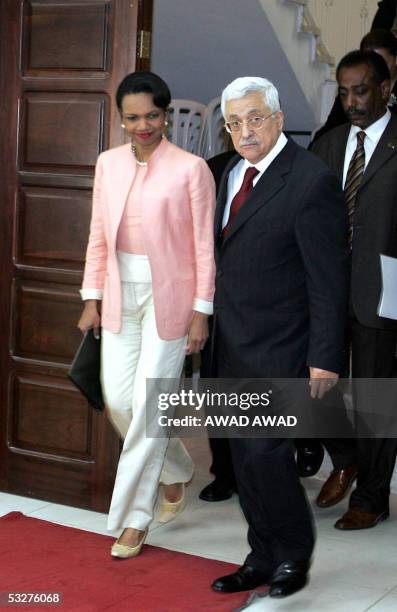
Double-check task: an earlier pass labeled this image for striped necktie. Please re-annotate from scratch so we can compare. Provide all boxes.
[344,131,366,245]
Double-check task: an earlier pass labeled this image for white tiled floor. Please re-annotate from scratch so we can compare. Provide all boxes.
[1,438,397,611]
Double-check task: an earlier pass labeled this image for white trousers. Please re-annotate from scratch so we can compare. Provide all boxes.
[101,254,193,531]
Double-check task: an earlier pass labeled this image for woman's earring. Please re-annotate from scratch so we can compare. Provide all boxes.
[121,123,126,129]
[162,118,169,139]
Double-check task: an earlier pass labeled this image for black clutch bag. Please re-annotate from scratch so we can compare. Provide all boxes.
[68,329,104,411]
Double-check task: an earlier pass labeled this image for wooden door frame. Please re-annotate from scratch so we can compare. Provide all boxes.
[0,0,154,506]
[0,0,20,489]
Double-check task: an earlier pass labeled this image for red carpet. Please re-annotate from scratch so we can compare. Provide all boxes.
[0,512,252,611]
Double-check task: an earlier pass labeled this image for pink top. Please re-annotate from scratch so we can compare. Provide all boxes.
[82,138,216,338]
[116,162,147,254]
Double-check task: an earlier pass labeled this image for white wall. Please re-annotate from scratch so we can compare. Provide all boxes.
[151,0,316,133]
[308,0,379,72]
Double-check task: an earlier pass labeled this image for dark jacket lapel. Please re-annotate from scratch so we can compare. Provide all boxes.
[333,130,349,183]
[222,139,297,245]
[214,153,241,239]
[360,114,397,190]
[329,125,350,183]
[310,123,349,184]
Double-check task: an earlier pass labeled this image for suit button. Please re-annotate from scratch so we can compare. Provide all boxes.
[217,270,223,278]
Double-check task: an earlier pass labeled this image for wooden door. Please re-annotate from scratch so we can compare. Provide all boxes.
[0,0,153,511]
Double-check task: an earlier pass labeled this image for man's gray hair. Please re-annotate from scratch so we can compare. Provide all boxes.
[221,76,281,117]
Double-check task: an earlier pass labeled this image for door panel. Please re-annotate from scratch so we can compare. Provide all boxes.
[17,187,92,267]
[10,372,93,459]
[11,280,83,364]
[20,92,108,170]
[0,0,153,510]
[22,1,113,72]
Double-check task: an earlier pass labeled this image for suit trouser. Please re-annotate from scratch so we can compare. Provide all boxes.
[324,317,397,513]
[202,315,330,486]
[216,347,315,573]
[203,319,324,486]
[200,318,237,487]
[207,437,236,486]
[229,437,315,572]
[101,263,193,532]
[207,437,327,485]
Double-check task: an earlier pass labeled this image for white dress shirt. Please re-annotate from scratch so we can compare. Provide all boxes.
[342,110,391,188]
[222,132,288,229]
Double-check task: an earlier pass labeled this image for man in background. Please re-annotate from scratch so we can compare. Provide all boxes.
[311,28,397,144]
[312,50,397,529]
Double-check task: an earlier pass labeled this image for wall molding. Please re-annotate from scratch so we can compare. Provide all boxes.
[307,0,378,75]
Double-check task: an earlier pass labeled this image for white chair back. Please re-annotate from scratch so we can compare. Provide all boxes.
[198,96,227,159]
[167,99,206,154]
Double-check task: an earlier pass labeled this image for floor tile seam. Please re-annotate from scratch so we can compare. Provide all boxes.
[363,584,397,611]
[0,503,52,517]
[24,503,56,515]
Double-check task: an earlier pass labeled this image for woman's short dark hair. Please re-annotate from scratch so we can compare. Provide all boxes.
[116,71,171,111]
[336,50,391,84]
[360,29,397,57]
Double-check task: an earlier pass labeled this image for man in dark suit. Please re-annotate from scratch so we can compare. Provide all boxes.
[200,151,326,504]
[311,50,397,530]
[210,77,349,597]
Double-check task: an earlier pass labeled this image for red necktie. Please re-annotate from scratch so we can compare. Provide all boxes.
[222,166,259,239]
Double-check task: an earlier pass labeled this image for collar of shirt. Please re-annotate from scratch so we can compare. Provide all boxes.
[348,109,391,148]
[343,109,391,187]
[240,132,288,185]
[222,133,288,229]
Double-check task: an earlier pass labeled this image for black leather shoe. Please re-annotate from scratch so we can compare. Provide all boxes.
[296,441,324,478]
[269,560,310,598]
[212,564,269,593]
[199,479,235,502]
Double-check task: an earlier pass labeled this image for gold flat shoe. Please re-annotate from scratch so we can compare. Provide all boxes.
[158,484,186,523]
[111,529,147,559]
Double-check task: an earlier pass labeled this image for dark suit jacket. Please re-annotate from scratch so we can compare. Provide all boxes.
[311,114,397,330]
[207,150,236,188]
[200,151,236,378]
[213,138,350,378]
[372,0,397,29]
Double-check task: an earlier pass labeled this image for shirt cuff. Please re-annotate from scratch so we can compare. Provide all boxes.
[193,298,213,315]
[80,288,103,301]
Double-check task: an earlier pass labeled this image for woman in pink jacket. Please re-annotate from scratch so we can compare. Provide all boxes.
[78,72,215,558]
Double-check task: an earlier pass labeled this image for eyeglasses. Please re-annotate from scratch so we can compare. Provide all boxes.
[224,112,275,133]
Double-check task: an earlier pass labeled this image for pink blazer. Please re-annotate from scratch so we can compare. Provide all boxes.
[82,138,216,339]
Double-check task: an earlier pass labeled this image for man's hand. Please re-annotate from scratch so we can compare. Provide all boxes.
[309,367,339,399]
[186,311,209,355]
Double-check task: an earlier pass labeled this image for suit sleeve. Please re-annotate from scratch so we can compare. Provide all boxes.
[81,155,107,298]
[188,157,216,313]
[309,96,346,148]
[295,170,350,373]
